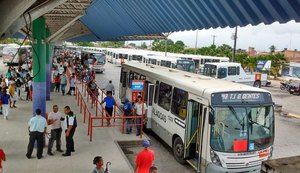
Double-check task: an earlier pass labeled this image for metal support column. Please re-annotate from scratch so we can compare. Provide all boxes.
[46,29,51,100]
[32,17,46,117]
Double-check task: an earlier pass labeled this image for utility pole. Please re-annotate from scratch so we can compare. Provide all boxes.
[163,32,172,56]
[212,35,216,46]
[232,26,238,62]
[195,30,198,54]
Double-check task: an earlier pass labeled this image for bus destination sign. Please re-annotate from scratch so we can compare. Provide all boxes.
[211,92,271,105]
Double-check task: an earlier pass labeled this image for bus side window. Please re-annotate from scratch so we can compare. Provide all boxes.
[158,82,172,111]
[228,66,237,76]
[128,71,133,88]
[154,81,159,104]
[171,88,188,120]
[218,68,227,79]
[121,71,127,87]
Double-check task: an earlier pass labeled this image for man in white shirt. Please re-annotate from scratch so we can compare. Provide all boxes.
[133,96,147,136]
[105,80,115,95]
[58,65,64,75]
[47,105,64,155]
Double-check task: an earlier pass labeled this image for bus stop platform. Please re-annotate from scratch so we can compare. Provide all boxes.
[0,89,147,173]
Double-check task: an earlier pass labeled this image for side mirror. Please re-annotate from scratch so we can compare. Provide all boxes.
[209,110,215,125]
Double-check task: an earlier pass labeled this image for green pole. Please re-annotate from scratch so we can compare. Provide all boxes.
[32,17,46,116]
[46,29,51,100]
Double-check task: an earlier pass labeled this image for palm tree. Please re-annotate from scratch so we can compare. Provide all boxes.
[269,45,276,54]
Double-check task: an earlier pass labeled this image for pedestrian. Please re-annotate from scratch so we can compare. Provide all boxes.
[15,73,23,98]
[149,166,158,173]
[134,140,155,173]
[47,105,64,156]
[2,88,11,120]
[100,92,116,126]
[54,74,61,92]
[8,82,17,108]
[67,75,76,96]
[62,106,77,156]
[123,98,133,134]
[0,148,6,173]
[60,72,67,96]
[92,156,104,173]
[104,80,115,95]
[58,65,64,75]
[26,109,47,159]
[133,96,147,136]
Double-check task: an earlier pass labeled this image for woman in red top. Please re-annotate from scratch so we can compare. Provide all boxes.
[54,74,61,92]
[0,148,6,173]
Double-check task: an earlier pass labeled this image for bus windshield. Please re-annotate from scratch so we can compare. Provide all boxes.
[94,54,106,65]
[203,64,217,77]
[210,105,274,153]
[176,59,195,73]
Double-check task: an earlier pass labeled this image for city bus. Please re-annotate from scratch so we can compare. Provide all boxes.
[2,45,30,66]
[81,50,106,73]
[143,55,195,73]
[119,62,274,172]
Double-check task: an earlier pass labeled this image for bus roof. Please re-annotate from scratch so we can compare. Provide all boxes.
[123,62,270,99]
[205,62,242,66]
[82,50,105,54]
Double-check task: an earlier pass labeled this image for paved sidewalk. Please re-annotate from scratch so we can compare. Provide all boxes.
[0,85,147,172]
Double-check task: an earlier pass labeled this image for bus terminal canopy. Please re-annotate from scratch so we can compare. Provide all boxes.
[1,0,300,42]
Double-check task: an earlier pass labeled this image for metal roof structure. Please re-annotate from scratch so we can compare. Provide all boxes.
[1,0,300,42]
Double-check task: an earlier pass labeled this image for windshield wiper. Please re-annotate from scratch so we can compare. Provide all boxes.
[228,106,245,131]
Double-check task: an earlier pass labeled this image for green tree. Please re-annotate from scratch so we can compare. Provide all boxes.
[140,42,147,49]
[269,45,276,54]
[173,40,185,53]
[101,41,125,48]
[75,42,94,47]
[0,38,21,45]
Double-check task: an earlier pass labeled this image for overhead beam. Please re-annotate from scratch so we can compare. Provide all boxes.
[50,8,85,12]
[46,14,83,43]
[1,0,68,40]
[0,0,37,38]
[62,2,90,6]
[44,13,82,17]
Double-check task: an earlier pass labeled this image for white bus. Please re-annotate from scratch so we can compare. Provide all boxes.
[119,62,274,172]
[81,50,106,73]
[143,55,196,73]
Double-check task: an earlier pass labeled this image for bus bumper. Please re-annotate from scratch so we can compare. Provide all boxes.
[95,67,105,73]
[206,163,261,173]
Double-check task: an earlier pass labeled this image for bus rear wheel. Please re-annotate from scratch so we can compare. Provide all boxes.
[173,137,186,164]
[253,81,261,88]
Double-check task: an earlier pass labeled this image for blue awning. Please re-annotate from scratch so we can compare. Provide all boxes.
[74,0,300,41]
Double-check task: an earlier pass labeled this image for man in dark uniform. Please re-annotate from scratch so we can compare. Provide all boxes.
[62,106,77,156]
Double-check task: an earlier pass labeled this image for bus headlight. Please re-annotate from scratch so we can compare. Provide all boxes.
[210,150,222,166]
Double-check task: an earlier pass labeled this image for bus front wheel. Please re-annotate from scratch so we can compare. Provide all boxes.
[173,137,186,164]
[253,81,261,88]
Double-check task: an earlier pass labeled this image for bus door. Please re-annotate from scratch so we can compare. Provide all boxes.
[145,83,154,129]
[184,100,203,171]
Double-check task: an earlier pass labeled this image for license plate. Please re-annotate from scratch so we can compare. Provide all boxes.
[291,89,294,92]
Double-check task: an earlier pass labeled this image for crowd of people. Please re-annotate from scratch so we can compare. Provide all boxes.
[0,66,33,120]
[0,49,159,173]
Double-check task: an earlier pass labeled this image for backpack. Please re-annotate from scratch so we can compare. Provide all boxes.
[123,103,132,116]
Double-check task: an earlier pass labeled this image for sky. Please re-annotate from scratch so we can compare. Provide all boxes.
[170,20,300,52]
[131,20,300,52]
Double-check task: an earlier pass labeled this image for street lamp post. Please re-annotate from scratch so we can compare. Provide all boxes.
[232,26,238,62]
[212,35,216,46]
[195,30,198,54]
